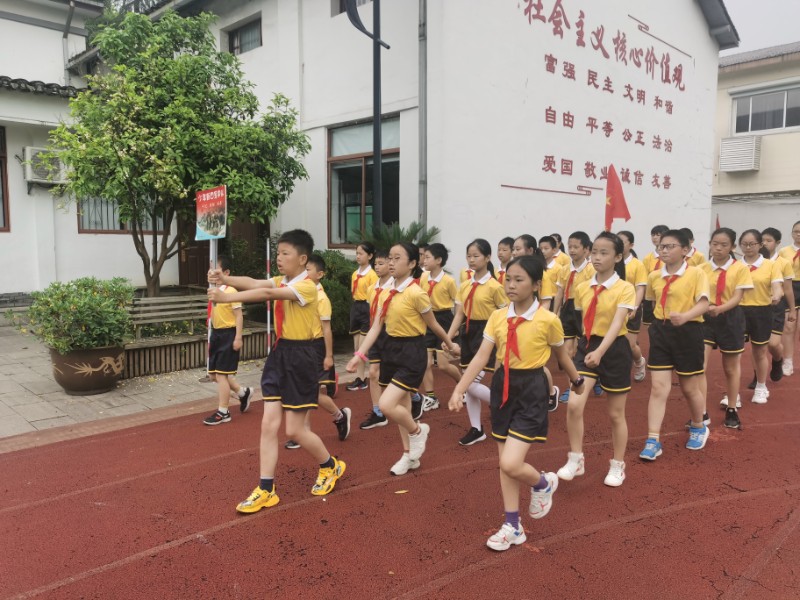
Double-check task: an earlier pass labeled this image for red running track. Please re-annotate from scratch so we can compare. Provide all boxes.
[1,348,799,599]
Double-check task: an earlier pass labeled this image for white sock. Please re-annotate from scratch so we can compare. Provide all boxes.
[218,407,229,414]
[332,409,343,421]
[237,387,247,398]
[784,358,793,366]
[755,382,767,390]
[465,392,483,430]
[467,381,491,403]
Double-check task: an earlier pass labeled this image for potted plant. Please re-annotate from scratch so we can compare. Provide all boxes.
[23,277,134,395]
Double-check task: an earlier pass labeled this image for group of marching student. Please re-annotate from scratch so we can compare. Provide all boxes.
[342,220,800,552]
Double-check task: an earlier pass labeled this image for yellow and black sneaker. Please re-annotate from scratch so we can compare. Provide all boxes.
[311,457,346,496]
[236,486,280,514]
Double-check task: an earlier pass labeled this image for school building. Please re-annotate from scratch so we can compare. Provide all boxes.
[712,41,800,238]
[1,0,738,295]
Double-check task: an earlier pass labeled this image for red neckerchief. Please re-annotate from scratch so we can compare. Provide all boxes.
[659,274,679,316]
[583,284,606,340]
[714,260,735,306]
[463,281,480,332]
[502,316,525,407]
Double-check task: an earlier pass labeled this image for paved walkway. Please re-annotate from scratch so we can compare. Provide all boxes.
[0,316,355,441]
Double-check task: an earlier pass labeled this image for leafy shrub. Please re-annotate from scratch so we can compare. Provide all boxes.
[22,277,134,354]
[227,237,267,280]
[353,220,440,251]
[321,278,353,336]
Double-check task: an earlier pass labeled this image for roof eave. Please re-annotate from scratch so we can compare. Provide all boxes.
[697,0,740,51]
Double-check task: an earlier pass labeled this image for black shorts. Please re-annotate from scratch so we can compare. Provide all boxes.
[627,304,643,334]
[208,327,240,375]
[349,300,370,335]
[575,335,633,393]
[794,281,800,309]
[772,297,787,335]
[368,328,388,363]
[425,310,454,350]
[742,305,773,345]
[261,338,319,411]
[312,338,337,385]
[379,335,428,392]
[459,320,497,371]
[647,320,704,376]
[703,307,745,354]
[490,368,548,443]
[642,299,655,326]
[559,299,582,339]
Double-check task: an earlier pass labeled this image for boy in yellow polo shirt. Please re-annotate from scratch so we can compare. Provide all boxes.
[209,230,345,513]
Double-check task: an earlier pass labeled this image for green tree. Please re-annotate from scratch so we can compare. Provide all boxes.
[353,220,440,251]
[49,10,310,296]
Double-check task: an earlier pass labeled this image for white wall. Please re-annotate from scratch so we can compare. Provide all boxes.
[427,0,721,263]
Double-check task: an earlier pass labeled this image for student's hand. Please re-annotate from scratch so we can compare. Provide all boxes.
[789,312,797,323]
[448,390,465,412]
[324,356,334,370]
[448,343,461,358]
[706,305,721,318]
[208,268,225,285]
[669,311,689,326]
[207,288,226,303]
[584,351,601,368]
[571,381,585,396]
[233,336,243,351]
[346,356,360,373]
[771,294,781,306]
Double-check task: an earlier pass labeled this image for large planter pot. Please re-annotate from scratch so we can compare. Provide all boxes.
[49,347,125,396]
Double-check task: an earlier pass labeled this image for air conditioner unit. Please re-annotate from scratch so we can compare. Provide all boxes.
[23,146,67,184]
[719,136,761,172]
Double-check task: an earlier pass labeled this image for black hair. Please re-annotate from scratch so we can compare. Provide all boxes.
[761,227,782,243]
[498,236,515,249]
[617,230,638,258]
[307,253,326,272]
[739,229,762,245]
[650,224,670,237]
[515,234,538,254]
[217,255,232,272]
[374,247,389,261]
[678,227,695,242]
[506,255,545,287]
[467,238,496,278]
[569,231,592,249]
[418,242,429,251]
[660,229,690,249]
[425,242,449,267]
[392,242,423,279]
[357,241,376,267]
[277,229,314,259]
[593,232,627,281]
[710,227,736,246]
[538,235,557,250]
[550,233,565,252]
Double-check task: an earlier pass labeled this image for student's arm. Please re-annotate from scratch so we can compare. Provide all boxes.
[210,270,274,291]
[584,307,629,368]
[421,310,458,356]
[322,320,334,370]
[448,338,494,411]
[553,343,584,395]
[708,288,744,317]
[670,298,709,326]
[540,298,552,311]
[346,317,384,373]
[233,306,243,351]
[208,285,297,304]
[634,285,646,311]
[552,286,565,315]
[447,303,466,339]
[786,280,797,322]
[771,281,784,305]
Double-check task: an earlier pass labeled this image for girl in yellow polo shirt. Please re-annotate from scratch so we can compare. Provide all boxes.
[347,242,459,476]
[700,228,753,430]
[639,229,710,461]
[348,242,377,391]
[618,231,648,383]
[778,219,800,376]
[446,239,508,447]
[739,229,784,404]
[558,232,635,488]
[448,255,584,552]
[640,224,670,327]
[761,227,797,381]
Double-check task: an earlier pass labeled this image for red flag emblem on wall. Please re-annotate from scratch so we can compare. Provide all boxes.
[605,164,630,231]
[715,214,721,229]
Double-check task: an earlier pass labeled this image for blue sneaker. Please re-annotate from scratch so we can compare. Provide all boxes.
[686,425,710,450]
[559,389,570,403]
[593,383,603,396]
[639,438,662,461]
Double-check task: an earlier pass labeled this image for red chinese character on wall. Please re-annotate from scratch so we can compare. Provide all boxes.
[599,166,608,180]
[624,84,634,101]
[637,89,646,105]
[575,10,586,47]
[584,161,597,178]
[672,64,686,91]
[548,0,571,38]
[545,54,558,74]
[587,70,600,88]
[545,106,557,124]
[652,135,662,150]
[634,170,644,185]
[630,47,643,68]
[664,139,673,152]
[543,155,557,173]
[651,174,661,188]
[591,25,610,59]
[663,175,672,189]
[603,76,614,93]
[561,159,573,176]
[622,128,633,142]
[660,53,672,84]
[620,168,631,183]
[635,131,645,146]
[523,0,546,24]
[654,96,663,110]
[645,47,659,79]
[586,116,598,133]
[563,111,575,128]
[602,121,614,137]
[563,62,576,80]
[612,30,628,65]
[665,100,674,114]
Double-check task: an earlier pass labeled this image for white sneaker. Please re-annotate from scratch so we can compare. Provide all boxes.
[556,452,585,481]
[604,459,626,487]
[486,522,526,551]
[390,453,420,476]
[751,387,769,404]
[408,423,430,461]
[719,394,742,409]
[529,472,558,519]
[783,360,793,377]
[633,358,647,382]
[421,395,439,411]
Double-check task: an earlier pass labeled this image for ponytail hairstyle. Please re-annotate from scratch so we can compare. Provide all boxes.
[392,241,422,280]
[515,234,540,257]
[550,233,565,252]
[617,230,638,258]
[467,238,496,278]
[710,227,737,260]
[358,241,376,268]
[425,242,449,268]
[506,255,545,290]
[594,231,627,281]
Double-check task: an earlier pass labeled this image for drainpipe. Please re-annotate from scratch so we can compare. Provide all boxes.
[418,0,427,227]
[63,1,75,86]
